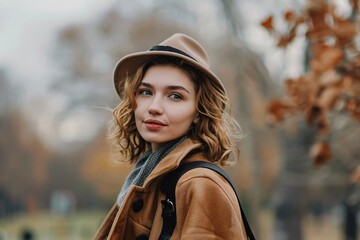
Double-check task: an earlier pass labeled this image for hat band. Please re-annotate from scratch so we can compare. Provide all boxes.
[149,45,197,62]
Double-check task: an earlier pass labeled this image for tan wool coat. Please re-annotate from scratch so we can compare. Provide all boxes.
[94,138,248,240]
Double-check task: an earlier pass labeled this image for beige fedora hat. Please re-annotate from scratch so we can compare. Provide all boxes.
[113,33,225,97]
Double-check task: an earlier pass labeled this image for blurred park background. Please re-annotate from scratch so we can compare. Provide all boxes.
[0,0,359,239]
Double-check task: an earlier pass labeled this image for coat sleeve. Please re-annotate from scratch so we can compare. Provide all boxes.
[171,168,248,240]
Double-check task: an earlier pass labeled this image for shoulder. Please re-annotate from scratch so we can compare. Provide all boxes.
[170,163,247,239]
[176,166,239,208]
[177,165,227,186]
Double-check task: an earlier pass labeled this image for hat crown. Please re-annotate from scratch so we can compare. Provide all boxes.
[159,33,210,69]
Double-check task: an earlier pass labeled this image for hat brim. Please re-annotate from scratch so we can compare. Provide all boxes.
[113,50,226,97]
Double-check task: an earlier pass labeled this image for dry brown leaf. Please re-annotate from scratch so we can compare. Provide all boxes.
[350,0,359,11]
[321,47,344,68]
[318,87,341,110]
[319,70,342,86]
[266,99,294,125]
[346,98,357,111]
[306,25,332,40]
[346,98,360,113]
[338,65,360,79]
[327,3,337,16]
[342,76,354,90]
[317,112,330,134]
[266,1,360,167]
[351,110,360,122]
[305,105,330,134]
[351,55,360,67]
[310,59,324,73]
[306,0,328,12]
[311,47,343,72]
[277,34,296,48]
[284,10,296,22]
[351,165,360,183]
[310,141,331,166]
[332,18,357,46]
[261,16,274,32]
[311,42,328,58]
[306,2,332,40]
[285,77,316,109]
[305,105,322,124]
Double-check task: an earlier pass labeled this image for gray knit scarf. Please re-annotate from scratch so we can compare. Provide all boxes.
[117,135,188,206]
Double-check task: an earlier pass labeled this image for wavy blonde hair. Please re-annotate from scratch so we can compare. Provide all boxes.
[110,57,241,166]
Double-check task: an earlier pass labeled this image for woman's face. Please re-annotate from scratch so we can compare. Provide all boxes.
[134,64,198,151]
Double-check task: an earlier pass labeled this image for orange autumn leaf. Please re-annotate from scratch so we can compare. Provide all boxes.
[310,59,324,73]
[311,42,329,58]
[350,0,359,11]
[266,1,360,167]
[266,99,294,125]
[351,165,360,183]
[306,2,332,40]
[317,113,330,134]
[305,105,330,134]
[306,21,332,40]
[332,16,357,45]
[284,10,296,22]
[346,98,358,111]
[318,87,341,110]
[319,70,342,86]
[352,111,360,122]
[277,34,296,48]
[261,16,274,32]
[285,76,316,110]
[337,65,360,79]
[310,141,331,166]
[352,55,360,66]
[321,47,344,67]
[346,99,360,121]
[351,67,360,79]
[277,23,298,48]
[305,105,322,124]
[310,46,343,72]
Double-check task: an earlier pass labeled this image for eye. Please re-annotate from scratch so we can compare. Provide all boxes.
[169,93,183,100]
[137,89,152,96]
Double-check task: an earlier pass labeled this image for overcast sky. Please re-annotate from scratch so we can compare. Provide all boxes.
[0,0,118,148]
[0,0,351,82]
[0,0,117,86]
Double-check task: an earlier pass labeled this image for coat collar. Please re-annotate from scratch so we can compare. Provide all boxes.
[143,137,204,187]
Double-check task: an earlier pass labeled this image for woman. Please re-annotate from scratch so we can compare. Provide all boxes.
[95,33,249,239]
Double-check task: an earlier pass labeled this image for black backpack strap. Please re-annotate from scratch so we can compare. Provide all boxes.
[159,161,256,240]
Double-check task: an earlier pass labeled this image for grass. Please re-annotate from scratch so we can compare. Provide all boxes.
[0,209,355,240]
[0,210,106,240]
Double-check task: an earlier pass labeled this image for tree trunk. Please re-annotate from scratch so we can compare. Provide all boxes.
[273,119,315,240]
[344,185,359,240]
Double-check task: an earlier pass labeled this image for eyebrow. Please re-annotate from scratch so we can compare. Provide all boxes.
[140,82,190,94]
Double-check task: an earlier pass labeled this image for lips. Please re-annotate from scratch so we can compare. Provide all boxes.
[144,119,167,130]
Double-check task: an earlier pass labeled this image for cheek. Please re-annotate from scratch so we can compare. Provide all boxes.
[134,105,143,122]
[170,106,197,125]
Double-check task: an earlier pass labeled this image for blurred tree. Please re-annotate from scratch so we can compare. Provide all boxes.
[216,1,282,238]
[262,0,360,239]
[81,129,131,204]
[0,109,51,214]
[263,0,359,167]
[0,70,52,213]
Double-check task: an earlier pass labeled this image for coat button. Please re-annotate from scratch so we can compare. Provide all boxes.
[132,198,144,212]
[135,234,148,240]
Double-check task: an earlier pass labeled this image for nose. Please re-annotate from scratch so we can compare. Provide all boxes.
[148,96,164,115]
